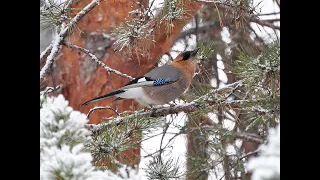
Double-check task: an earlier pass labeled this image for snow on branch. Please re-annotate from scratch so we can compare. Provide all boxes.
[40,0,102,82]
[40,44,52,66]
[64,42,134,80]
[86,106,120,119]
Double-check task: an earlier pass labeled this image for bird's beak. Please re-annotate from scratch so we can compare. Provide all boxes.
[190,47,200,56]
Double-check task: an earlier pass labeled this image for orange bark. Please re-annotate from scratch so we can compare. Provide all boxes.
[44,0,203,166]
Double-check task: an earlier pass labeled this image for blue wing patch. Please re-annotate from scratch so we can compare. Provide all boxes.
[153,78,177,86]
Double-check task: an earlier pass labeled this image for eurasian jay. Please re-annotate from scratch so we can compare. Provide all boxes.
[82,48,200,106]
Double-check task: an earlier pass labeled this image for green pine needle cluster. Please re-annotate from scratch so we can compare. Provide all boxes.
[89,113,164,167]
[145,156,182,180]
[161,0,188,35]
[40,0,72,31]
[112,17,155,54]
[232,39,280,129]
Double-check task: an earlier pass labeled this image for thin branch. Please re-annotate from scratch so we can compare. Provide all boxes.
[176,21,221,41]
[145,0,156,17]
[234,131,264,144]
[250,17,280,30]
[87,106,120,119]
[239,149,259,160]
[159,122,170,165]
[40,0,102,82]
[195,13,200,46]
[107,71,119,112]
[143,128,185,158]
[201,125,265,144]
[256,12,280,16]
[246,21,266,46]
[64,42,135,80]
[276,0,280,8]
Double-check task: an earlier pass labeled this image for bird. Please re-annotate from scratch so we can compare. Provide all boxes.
[82,48,200,107]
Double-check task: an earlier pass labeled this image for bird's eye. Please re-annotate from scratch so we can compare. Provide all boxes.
[182,52,190,60]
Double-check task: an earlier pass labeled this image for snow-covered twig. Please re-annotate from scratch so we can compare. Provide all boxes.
[65,0,74,9]
[40,85,61,96]
[40,44,53,65]
[40,26,64,82]
[87,106,120,119]
[64,42,135,80]
[40,0,102,82]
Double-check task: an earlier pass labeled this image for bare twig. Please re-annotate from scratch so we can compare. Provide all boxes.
[159,122,170,165]
[64,42,135,80]
[234,131,264,144]
[145,0,156,17]
[256,12,280,16]
[195,13,200,46]
[250,17,280,30]
[201,125,264,144]
[176,21,220,41]
[40,0,102,82]
[276,0,280,8]
[107,70,119,112]
[87,106,120,119]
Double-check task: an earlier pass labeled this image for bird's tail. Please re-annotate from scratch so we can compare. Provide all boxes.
[82,90,125,106]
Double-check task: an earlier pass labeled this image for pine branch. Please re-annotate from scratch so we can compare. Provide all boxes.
[64,42,134,80]
[40,0,102,82]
